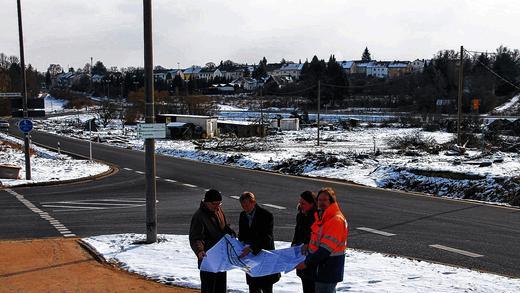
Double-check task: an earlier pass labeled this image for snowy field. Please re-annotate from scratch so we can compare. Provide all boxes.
[34,109,520,206]
[0,132,110,187]
[83,233,520,293]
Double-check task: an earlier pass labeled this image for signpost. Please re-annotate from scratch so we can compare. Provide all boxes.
[137,123,166,139]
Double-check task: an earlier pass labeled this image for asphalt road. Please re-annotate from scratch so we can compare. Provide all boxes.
[1,127,519,278]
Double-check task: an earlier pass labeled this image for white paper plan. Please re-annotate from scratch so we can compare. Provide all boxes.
[200,234,306,277]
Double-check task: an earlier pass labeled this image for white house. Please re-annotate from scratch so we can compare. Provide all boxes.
[199,68,223,81]
[411,59,427,72]
[272,63,304,80]
[366,62,389,78]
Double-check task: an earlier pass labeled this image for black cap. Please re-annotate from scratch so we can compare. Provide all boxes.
[204,189,222,202]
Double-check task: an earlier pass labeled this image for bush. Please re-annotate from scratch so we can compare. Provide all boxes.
[387,131,440,154]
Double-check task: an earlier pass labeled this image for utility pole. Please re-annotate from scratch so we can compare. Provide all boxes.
[143,0,157,243]
[317,80,321,146]
[17,0,31,180]
[260,87,264,137]
[457,45,464,146]
[90,56,93,91]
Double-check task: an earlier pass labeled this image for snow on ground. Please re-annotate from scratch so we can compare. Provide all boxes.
[43,94,67,113]
[217,104,249,111]
[494,94,520,113]
[0,132,110,187]
[83,233,520,293]
[33,111,520,206]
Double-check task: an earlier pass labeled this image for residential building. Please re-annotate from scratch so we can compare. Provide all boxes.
[272,63,304,80]
[366,62,390,78]
[388,61,411,78]
[182,66,202,80]
[199,68,223,81]
[338,61,357,75]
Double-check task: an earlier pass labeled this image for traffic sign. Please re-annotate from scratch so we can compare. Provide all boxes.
[137,123,166,139]
[18,119,33,133]
[0,92,22,98]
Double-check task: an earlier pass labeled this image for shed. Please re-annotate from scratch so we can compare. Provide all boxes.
[270,118,300,131]
[217,120,266,137]
[157,114,218,138]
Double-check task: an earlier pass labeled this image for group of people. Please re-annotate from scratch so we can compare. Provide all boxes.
[189,187,349,293]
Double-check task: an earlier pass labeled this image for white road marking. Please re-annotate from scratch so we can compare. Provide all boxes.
[123,167,133,171]
[262,203,287,210]
[42,205,107,210]
[357,227,396,237]
[135,171,145,175]
[182,183,198,188]
[229,196,240,200]
[429,244,484,258]
[164,179,177,183]
[47,201,144,207]
[156,176,161,179]
[5,188,73,239]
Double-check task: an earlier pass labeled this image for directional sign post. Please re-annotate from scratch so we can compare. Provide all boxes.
[137,123,166,139]
[18,119,33,133]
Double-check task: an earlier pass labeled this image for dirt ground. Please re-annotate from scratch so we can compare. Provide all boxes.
[0,237,197,292]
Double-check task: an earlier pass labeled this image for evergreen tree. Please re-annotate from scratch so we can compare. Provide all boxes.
[91,61,107,76]
[362,47,372,61]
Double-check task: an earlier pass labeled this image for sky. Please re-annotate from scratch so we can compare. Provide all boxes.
[1,0,519,72]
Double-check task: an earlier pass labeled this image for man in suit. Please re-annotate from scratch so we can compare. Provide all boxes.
[238,191,280,293]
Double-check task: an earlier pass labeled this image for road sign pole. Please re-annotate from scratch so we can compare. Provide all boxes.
[143,0,157,243]
[17,0,31,180]
[89,121,93,161]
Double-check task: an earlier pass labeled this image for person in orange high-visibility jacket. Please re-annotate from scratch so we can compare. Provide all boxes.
[296,187,348,293]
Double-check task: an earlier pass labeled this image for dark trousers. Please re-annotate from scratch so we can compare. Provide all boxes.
[301,277,316,293]
[248,284,273,293]
[200,271,227,293]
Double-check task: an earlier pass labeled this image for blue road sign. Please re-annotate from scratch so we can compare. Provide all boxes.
[18,119,33,133]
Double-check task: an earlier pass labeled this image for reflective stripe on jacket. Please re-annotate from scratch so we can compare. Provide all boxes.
[305,202,348,282]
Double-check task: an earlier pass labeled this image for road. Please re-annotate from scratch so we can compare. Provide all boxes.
[1,126,519,277]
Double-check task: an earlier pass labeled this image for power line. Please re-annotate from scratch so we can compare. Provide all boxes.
[464,48,520,91]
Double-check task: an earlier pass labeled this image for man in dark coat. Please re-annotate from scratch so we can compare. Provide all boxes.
[291,191,317,293]
[238,191,280,293]
[189,189,235,293]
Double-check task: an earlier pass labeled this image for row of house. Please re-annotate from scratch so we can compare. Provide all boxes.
[338,59,429,79]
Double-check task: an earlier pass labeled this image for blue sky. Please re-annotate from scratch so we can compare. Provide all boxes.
[1,0,519,71]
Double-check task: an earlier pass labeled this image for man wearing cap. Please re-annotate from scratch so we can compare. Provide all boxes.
[190,189,235,293]
[296,187,348,293]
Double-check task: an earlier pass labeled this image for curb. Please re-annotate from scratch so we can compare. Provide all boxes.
[0,139,118,189]
[77,239,107,263]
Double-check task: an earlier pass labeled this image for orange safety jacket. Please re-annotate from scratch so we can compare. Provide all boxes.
[305,202,348,282]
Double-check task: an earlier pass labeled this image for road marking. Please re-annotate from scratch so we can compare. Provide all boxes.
[229,196,240,200]
[40,198,146,212]
[5,188,74,239]
[164,179,177,183]
[182,183,198,188]
[156,176,161,179]
[135,171,145,175]
[42,205,107,210]
[357,227,396,237]
[429,244,484,258]
[123,167,133,171]
[262,203,286,210]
